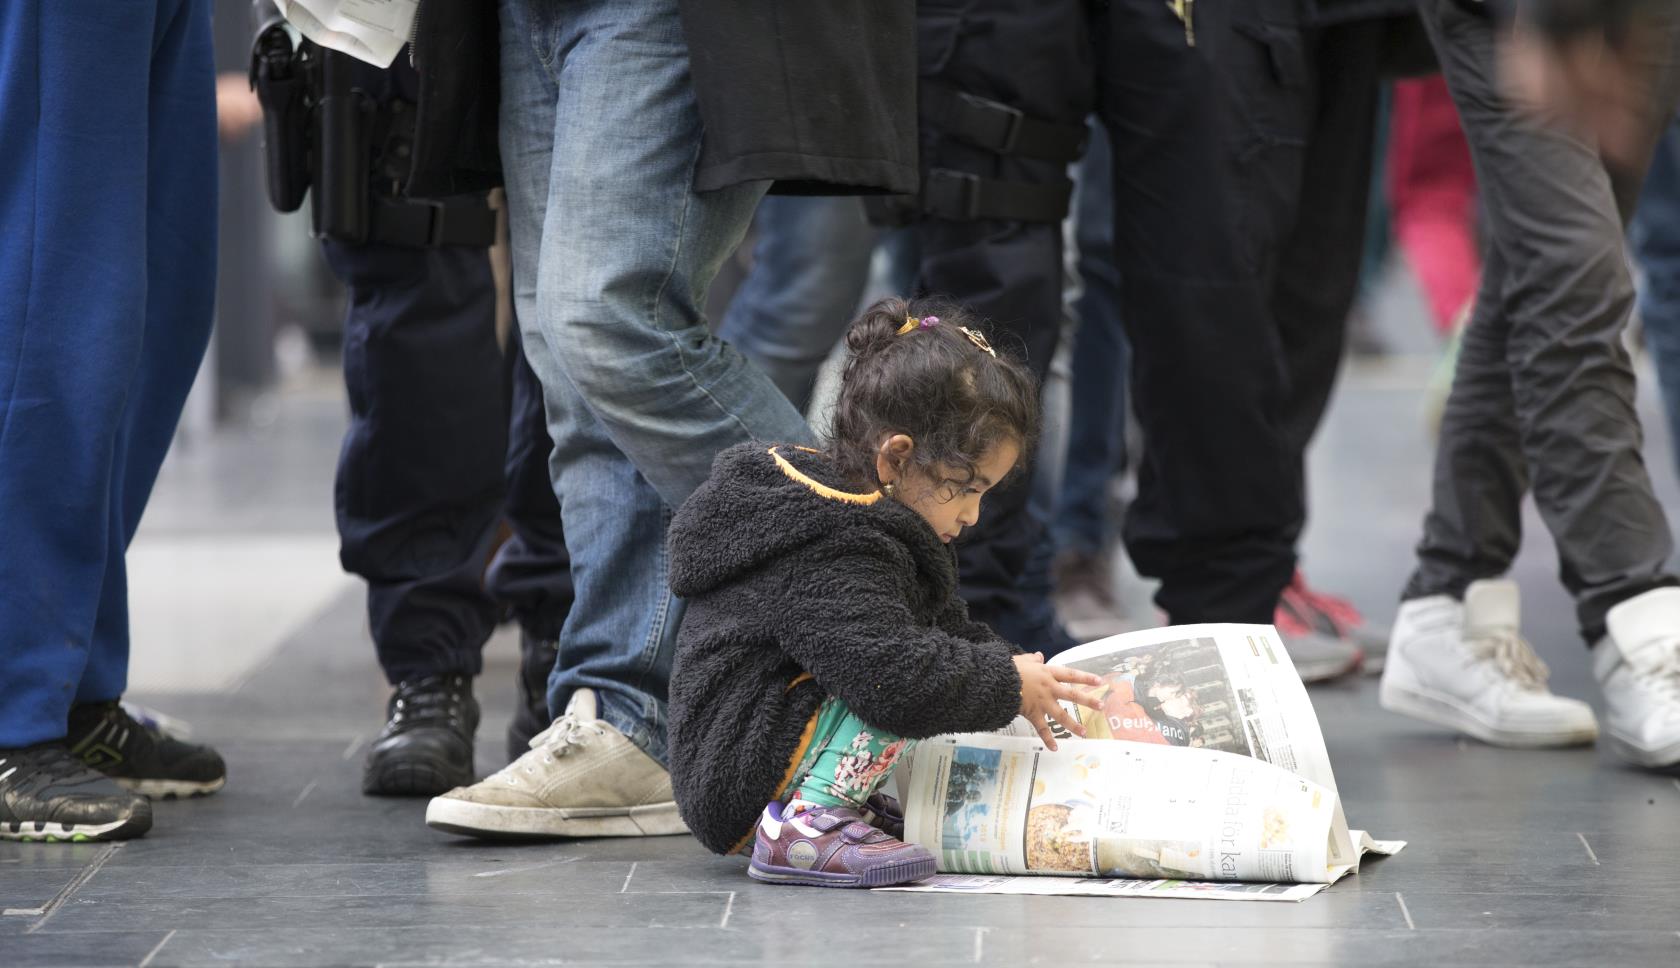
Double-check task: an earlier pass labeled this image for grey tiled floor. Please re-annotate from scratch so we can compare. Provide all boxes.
[6,353,1680,967]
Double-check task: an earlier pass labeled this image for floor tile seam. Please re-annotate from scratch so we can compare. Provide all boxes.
[59,888,740,903]
[19,844,123,935]
[25,925,1680,943]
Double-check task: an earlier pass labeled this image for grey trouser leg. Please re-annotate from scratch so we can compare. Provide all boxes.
[1404,0,1680,643]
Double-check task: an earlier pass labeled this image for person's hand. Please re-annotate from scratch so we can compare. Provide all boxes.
[1500,16,1667,172]
[1013,652,1103,751]
[216,72,264,143]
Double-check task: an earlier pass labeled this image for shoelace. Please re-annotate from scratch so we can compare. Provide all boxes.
[1636,647,1680,703]
[511,713,609,776]
[391,677,469,727]
[1468,629,1550,692]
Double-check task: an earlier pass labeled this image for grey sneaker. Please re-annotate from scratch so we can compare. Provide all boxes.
[425,689,686,839]
[1279,628,1363,684]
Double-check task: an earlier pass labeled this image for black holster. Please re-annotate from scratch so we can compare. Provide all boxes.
[251,18,312,213]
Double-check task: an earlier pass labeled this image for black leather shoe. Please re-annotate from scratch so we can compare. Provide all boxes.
[362,675,479,797]
[0,743,152,842]
[507,633,558,761]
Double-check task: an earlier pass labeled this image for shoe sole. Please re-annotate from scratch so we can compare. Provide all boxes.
[0,811,152,843]
[1380,680,1598,748]
[747,855,937,888]
[1605,730,1680,769]
[1296,649,1364,685]
[114,777,226,800]
[425,797,688,839]
[363,761,472,799]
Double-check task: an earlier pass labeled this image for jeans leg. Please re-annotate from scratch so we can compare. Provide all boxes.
[500,0,686,758]
[0,0,214,745]
[1411,0,1680,641]
[514,0,812,512]
[1631,117,1680,474]
[325,239,506,685]
[717,196,878,413]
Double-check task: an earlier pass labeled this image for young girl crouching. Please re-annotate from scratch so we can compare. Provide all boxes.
[666,297,1103,888]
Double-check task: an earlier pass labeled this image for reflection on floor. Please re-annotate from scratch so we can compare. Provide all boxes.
[6,355,1680,967]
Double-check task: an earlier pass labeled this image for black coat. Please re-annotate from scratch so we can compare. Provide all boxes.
[679,0,919,194]
[407,0,918,198]
[666,444,1023,855]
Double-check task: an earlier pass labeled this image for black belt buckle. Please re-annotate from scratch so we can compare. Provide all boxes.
[924,169,982,220]
[417,199,450,246]
[955,91,1023,156]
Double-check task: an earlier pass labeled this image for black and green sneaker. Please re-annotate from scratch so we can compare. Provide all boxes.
[66,701,226,799]
[0,743,152,842]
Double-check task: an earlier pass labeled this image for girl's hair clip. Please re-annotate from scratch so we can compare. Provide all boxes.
[960,326,997,358]
[896,314,941,336]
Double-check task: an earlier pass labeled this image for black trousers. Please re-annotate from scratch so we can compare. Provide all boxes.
[914,0,1094,645]
[323,238,572,684]
[1092,0,1383,623]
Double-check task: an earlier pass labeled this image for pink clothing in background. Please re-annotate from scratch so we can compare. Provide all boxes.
[1386,75,1480,334]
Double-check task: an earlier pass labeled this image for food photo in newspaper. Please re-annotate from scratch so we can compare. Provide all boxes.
[883,624,1404,901]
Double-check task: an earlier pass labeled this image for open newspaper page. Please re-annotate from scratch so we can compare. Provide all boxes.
[1050,624,1340,794]
[890,624,1403,899]
[275,0,418,67]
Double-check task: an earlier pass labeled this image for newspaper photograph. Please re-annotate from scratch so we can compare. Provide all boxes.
[1051,624,1340,794]
[893,623,1403,900]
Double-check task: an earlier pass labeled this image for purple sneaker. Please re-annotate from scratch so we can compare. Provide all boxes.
[747,801,936,888]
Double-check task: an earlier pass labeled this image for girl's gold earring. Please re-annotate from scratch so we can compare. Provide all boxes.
[882,482,897,499]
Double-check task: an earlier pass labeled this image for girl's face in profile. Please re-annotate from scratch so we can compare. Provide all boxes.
[888,439,1021,545]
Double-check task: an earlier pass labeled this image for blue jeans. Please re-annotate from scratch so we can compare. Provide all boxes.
[718,196,878,413]
[1054,121,1129,560]
[1633,116,1680,473]
[0,0,216,747]
[498,0,814,761]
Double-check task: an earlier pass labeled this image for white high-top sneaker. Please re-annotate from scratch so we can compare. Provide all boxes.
[1594,588,1680,768]
[1380,579,1598,747]
[425,688,687,838]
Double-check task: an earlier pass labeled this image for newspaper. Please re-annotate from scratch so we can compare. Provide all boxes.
[885,624,1403,900]
[274,0,418,68]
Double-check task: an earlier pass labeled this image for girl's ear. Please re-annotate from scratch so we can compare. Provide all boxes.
[874,433,916,485]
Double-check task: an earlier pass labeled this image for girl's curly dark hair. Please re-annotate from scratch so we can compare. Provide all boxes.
[827,296,1040,494]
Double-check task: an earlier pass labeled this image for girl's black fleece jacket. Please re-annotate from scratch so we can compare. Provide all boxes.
[666,443,1024,854]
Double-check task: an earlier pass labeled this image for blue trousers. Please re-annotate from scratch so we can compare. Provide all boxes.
[323,239,572,686]
[1054,120,1130,560]
[0,0,217,747]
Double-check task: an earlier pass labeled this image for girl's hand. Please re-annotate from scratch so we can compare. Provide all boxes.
[1013,653,1103,751]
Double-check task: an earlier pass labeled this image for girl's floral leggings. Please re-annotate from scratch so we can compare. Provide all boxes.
[779,698,914,809]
